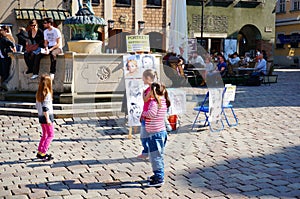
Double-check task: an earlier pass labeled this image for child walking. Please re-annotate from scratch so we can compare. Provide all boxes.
[36,74,54,161]
[141,82,171,187]
[138,69,158,159]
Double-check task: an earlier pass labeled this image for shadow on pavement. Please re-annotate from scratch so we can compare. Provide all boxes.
[184,145,300,198]
[26,179,149,191]
[26,157,146,168]
[5,137,127,144]
[60,118,129,136]
[21,146,300,197]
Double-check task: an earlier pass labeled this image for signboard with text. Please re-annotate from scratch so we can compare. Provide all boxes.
[126,35,150,53]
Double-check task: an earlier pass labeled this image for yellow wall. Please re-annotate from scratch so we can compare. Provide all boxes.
[275,1,300,58]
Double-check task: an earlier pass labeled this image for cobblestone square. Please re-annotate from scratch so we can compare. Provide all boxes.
[0,69,299,198]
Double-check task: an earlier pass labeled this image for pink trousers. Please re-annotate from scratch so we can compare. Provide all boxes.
[37,123,54,154]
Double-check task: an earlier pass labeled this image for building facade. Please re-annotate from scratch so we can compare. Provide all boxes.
[94,0,170,53]
[187,0,276,60]
[0,0,171,53]
[1,0,277,58]
[274,0,300,67]
[0,0,71,50]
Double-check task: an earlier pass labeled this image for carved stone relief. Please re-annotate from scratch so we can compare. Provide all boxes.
[97,66,111,81]
[191,14,228,33]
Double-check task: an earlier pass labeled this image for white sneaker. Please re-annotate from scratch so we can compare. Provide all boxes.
[30,75,39,80]
[50,73,55,80]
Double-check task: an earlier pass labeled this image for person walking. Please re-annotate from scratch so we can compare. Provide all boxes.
[36,74,55,161]
[138,69,158,159]
[31,18,62,80]
[141,82,171,187]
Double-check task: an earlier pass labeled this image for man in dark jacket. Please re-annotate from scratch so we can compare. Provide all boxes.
[0,28,16,90]
[16,27,28,52]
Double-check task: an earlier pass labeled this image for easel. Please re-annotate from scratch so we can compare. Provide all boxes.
[126,51,145,139]
[124,35,151,139]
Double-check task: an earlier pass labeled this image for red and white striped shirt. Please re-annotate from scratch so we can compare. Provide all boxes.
[142,97,167,133]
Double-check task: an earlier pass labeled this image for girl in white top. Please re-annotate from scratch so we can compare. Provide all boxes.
[36,74,54,161]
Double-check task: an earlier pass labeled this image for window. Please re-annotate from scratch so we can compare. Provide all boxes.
[147,0,162,7]
[83,0,100,6]
[292,0,300,10]
[186,0,201,6]
[276,34,284,49]
[290,33,299,48]
[116,0,131,6]
[92,0,100,5]
[277,0,286,13]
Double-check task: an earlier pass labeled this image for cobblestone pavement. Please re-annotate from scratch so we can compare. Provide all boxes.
[0,69,299,199]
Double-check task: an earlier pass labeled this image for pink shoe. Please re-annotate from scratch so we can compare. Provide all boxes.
[137,154,148,159]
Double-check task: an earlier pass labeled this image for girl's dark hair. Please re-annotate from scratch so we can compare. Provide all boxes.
[151,83,171,108]
[29,19,37,25]
[44,18,54,25]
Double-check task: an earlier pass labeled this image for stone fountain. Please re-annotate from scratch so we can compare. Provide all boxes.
[64,0,107,54]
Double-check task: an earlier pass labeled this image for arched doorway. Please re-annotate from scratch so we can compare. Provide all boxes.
[146,32,164,53]
[238,24,261,57]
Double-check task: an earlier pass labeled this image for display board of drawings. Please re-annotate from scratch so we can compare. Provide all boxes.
[123,54,186,127]
[208,84,236,130]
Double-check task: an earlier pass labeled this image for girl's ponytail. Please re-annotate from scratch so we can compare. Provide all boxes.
[151,83,162,108]
[164,88,171,108]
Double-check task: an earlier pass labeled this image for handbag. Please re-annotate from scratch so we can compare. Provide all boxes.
[26,44,39,53]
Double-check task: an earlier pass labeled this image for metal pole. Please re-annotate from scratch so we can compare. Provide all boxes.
[201,0,204,41]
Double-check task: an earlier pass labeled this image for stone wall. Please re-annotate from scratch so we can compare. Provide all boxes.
[10,53,66,93]
[7,53,165,103]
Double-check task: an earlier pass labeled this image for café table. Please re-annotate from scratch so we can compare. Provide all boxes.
[185,67,206,72]
[233,67,255,75]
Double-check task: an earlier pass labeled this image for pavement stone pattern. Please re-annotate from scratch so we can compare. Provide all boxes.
[0,69,299,199]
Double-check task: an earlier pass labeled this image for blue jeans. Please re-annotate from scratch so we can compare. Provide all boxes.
[148,130,167,181]
[33,47,41,55]
[140,120,149,156]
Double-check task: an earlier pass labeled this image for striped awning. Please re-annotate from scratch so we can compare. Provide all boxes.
[14,9,70,21]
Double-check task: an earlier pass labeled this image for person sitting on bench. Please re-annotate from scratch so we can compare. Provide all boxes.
[31,18,62,80]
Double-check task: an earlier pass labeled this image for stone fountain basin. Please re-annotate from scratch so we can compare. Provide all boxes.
[67,40,102,54]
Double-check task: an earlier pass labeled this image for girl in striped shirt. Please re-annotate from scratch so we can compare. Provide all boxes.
[138,69,158,159]
[142,82,171,187]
